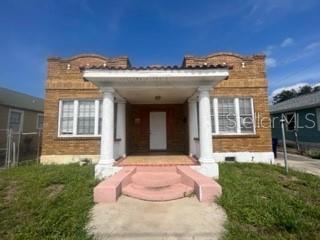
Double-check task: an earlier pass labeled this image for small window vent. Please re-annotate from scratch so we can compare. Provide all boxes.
[225,156,236,162]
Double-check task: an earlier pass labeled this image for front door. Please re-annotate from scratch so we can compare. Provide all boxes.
[149,112,167,150]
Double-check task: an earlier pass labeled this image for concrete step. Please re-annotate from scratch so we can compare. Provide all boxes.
[136,166,177,172]
[123,182,193,201]
[131,172,181,188]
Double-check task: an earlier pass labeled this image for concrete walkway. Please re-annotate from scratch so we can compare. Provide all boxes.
[275,152,320,176]
[87,196,227,240]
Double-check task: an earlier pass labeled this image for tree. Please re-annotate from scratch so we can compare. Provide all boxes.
[273,89,298,104]
[298,85,312,95]
[313,85,320,92]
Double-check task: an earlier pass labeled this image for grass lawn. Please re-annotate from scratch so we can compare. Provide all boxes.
[0,163,319,240]
[0,164,96,240]
[218,163,320,240]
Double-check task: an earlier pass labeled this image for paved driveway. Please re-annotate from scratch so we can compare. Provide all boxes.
[87,196,227,240]
[275,152,320,176]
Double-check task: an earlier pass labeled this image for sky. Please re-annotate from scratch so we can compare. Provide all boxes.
[0,0,320,99]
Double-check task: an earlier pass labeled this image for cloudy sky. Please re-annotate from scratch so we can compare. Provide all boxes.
[0,0,319,98]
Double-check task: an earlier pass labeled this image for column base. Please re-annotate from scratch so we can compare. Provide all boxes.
[95,163,122,180]
[191,162,219,179]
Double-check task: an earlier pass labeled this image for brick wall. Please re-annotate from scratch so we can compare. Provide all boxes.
[42,54,129,157]
[184,52,272,152]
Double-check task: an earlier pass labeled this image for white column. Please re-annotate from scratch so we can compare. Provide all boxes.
[192,86,219,178]
[188,99,197,157]
[95,87,121,179]
[117,99,126,158]
[198,86,214,162]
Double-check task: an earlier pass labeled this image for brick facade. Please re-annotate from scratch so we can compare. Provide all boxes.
[41,52,272,164]
[184,52,272,152]
[42,54,129,159]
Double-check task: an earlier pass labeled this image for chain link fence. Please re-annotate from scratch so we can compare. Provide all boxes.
[0,129,42,168]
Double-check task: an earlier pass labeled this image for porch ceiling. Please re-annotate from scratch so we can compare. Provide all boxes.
[83,68,229,104]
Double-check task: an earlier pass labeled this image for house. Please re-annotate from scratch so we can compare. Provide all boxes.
[0,87,44,133]
[0,87,44,165]
[270,91,320,149]
[41,52,274,183]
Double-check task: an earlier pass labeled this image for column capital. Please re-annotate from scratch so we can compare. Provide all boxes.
[188,97,197,103]
[101,87,115,93]
[116,98,126,104]
[198,86,212,92]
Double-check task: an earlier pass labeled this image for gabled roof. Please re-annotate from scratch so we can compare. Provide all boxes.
[270,91,320,113]
[0,87,44,112]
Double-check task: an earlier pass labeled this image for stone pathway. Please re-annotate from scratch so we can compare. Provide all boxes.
[275,152,320,177]
[87,196,227,240]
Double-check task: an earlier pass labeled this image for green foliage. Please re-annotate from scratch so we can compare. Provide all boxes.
[273,84,319,104]
[218,163,320,240]
[273,89,298,104]
[0,164,96,240]
[298,85,312,96]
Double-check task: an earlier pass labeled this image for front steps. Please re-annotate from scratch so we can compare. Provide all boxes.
[94,166,222,203]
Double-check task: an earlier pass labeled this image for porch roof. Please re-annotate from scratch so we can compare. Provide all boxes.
[82,66,230,104]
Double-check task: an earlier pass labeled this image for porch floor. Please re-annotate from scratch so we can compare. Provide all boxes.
[116,153,198,166]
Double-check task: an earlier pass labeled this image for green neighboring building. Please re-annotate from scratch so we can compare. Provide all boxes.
[270,91,320,149]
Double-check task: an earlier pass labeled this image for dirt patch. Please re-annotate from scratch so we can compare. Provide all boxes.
[46,184,64,200]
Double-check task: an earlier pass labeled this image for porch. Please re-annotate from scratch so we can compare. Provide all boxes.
[116,153,198,166]
[82,65,230,179]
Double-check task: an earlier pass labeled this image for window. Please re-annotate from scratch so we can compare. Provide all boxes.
[36,114,44,130]
[60,101,74,135]
[210,97,255,135]
[239,98,254,133]
[284,112,296,131]
[218,98,237,133]
[58,99,118,137]
[8,109,23,132]
[77,101,95,135]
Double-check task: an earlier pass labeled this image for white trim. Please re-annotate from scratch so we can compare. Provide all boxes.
[36,113,44,130]
[57,100,62,137]
[7,108,24,132]
[213,98,219,134]
[251,98,256,134]
[94,100,99,135]
[84,68,229,79]
[213,152,274,164]
[73,100,78,135]
[234,98,241,134]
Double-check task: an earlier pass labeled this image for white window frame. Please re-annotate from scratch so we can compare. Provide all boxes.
[211,97,256,135]
[7,108,24,133]
[58,99,102,138]
[36,113,44,130]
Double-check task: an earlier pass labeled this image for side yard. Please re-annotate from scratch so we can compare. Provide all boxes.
[0,163,319,240]
[218,163,320,240]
